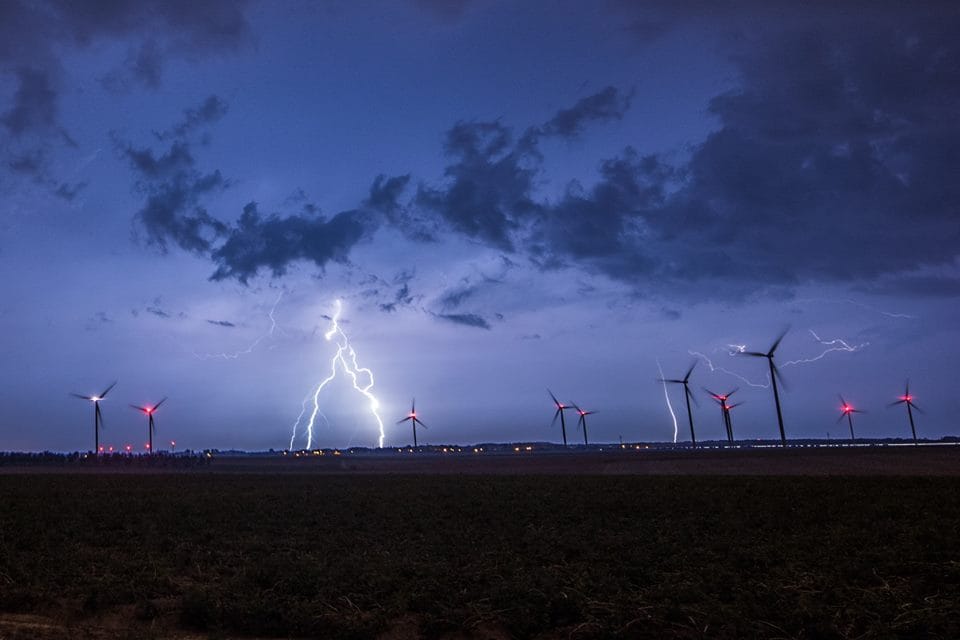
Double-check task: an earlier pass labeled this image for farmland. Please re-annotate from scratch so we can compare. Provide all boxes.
[0,457,959,638]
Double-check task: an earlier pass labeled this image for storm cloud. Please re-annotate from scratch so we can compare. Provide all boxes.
[407,16,960,297]
[209,202,371,284]
[0,0,252,183]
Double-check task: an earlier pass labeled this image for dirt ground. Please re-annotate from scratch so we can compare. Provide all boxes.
[198,444,960,475]
[4,443,955,476]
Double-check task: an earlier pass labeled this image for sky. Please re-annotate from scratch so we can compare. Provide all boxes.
[1,0,958,452]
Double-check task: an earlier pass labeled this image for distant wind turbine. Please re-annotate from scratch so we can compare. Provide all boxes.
[888,381,922,445]
[70,381,116,454]
[572,404,596,445]
[130,397,167,454]
[705,387,739,443]
[658,362,699,447]
[742,329,789,446]
[397,398,427,447]
[548,389,574,446]
[837,395,865,442]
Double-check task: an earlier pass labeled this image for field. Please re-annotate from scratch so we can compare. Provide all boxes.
[1,449,959,639]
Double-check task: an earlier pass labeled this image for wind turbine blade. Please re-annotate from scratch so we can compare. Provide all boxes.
[551,408,561,427]
[727,402,743,410]
[684,360,696,382]
[153,397,168,410]
[585,411,597,416]
[663,379,684,384]
[904,380,910,397]
[853,409,867,414]
[772,364,788,391]
[702,386,720,398]
[685,386,699,407]
[768,327,789,356]
[70,393,92,400]
[415,418,428,429]
[99,381,117,399]
[888,400,906,407]
[397,417,412,424]
[838,394,847,406]
[836,413,846,424]
[909,402,924,414]
[726,387,739,398]
[411,398,416,414]
[742,351,767,357]
[130,404,147,412]
[547,388,560,407]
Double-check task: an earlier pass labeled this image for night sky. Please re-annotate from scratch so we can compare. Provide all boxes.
[1,1,958,452]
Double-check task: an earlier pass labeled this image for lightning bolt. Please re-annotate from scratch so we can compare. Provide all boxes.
[656,359,679,443]
[193,291,284,360]
[781,330,868,367]
[794,297,918,320]
[688,350,771,388]
[289,299,385,450]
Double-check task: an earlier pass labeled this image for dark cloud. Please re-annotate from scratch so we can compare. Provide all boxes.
[408,13,960,298]
[540,86,632,139]
[209,203,371,284]
[131,39,163,88]
[54,181,87,201]
[438,285,478,309]
[121,99,381,285]
[379,270,417,312]
[156,95,229,141]
[206,319,236,328]
[416,120,541,250]
[366,174,411,214]
[434,312,491,330]
[368,173,437,242]
[121,138,228,254]
[412,87,633,252]
[118,95,232,253]
[2,67,58,136]
[7,150,46,176]
[0,0,252,182]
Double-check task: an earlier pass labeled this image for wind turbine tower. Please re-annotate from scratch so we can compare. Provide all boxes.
[572,404,596,446]
[548,389,574,446]
[889,381,922,445]
[131,397,167,454]
[70,381,117,454]
[837,395,865,442]
[743,330,789,446]
[659,362,699,447]
[397,399,427,447]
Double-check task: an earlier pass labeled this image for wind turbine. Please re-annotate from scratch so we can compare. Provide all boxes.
[659,362,699,447]
[705,387,739,443]
[397,398,427,447]
[742,329,789,446]
[70,381,116,454]
[888,381,922,445]
[548,389,574,446]
[572,404,596,445]
[837,395,865,442]
[130,397,167,454]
